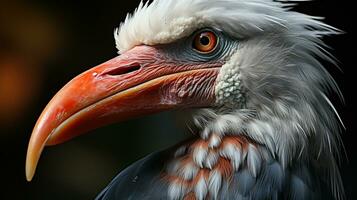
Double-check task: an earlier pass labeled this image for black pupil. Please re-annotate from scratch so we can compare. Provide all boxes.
[200,35,210,46]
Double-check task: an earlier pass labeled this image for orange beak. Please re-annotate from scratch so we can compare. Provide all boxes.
[25,45,220,181]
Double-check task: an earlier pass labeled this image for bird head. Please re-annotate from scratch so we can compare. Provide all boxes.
[26,0,343,186]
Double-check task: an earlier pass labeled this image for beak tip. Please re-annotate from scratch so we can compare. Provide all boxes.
[26,175,33,182]
[25,164,35,182]
[25,143,40,182]
[25,125,51,182]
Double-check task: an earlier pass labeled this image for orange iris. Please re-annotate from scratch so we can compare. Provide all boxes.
[193,31,218,53]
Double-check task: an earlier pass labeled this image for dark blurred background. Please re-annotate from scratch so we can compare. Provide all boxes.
[0,0,355,199]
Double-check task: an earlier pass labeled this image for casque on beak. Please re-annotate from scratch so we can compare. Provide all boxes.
[26,45,220,181]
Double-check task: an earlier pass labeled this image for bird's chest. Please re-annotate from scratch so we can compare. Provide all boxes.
[162,134,324,200]
[163,135,270,200]
[96,135,325,200]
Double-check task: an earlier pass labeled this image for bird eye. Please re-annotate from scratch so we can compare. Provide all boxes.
[193,31,218,53]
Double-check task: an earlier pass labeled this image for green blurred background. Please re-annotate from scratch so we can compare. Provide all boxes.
[0,0,355,199]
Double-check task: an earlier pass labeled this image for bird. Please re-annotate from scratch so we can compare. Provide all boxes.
[25,0,345,199]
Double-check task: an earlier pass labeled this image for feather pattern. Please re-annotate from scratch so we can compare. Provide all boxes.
[115,0,339,54]
[96,135,337,200]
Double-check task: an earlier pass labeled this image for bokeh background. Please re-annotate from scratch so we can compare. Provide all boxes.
[0,0,355,199]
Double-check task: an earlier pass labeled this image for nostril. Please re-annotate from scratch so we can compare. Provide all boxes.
[104,64,141,76]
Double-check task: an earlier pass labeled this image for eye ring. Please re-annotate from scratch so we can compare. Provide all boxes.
[192,31,218,53]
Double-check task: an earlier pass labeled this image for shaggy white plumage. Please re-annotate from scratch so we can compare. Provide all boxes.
[115,0,337,53]
[115,0,344,199]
